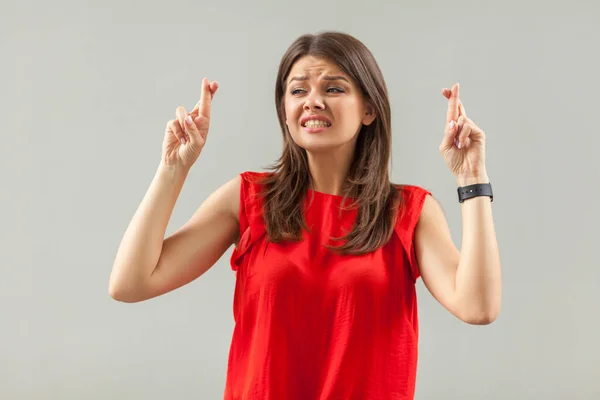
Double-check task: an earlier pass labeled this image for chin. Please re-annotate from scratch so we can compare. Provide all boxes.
[290,128,355,154]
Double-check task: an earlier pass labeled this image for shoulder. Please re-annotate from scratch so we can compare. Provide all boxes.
[240,170,272,183]
[234,170,279,214]
[237,170,274,195]
[232,171,274,234]
[394,185,446,232]
[206,171,270,223]
[391,183,437,231]
[393,183,431,197]
[393,183,433,208]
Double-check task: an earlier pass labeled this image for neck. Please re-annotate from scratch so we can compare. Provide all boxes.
[306,146,355,196]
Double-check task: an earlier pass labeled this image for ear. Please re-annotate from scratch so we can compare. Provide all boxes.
[361,103,377,126]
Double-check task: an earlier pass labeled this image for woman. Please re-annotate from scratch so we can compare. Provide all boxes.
[109,31,501,400]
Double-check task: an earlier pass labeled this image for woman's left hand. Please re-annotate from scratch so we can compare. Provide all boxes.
[440,83,489,185]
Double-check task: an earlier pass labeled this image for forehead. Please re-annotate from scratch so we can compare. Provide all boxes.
[287,56,348,81]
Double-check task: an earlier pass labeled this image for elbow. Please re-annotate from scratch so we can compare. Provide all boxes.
[458,303,501,325]
[109,284,134,303]
[463,310,498,325]
[108,275,146,303]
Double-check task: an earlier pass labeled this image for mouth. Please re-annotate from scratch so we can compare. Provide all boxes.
[300,116,332,133]
[302,121,331,133]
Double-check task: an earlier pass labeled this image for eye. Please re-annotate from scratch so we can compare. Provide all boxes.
[289,87,345,95]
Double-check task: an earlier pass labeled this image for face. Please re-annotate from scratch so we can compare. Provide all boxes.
[284,56,376,154]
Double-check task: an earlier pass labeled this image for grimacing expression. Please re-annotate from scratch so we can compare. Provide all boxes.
[284,56,376,153]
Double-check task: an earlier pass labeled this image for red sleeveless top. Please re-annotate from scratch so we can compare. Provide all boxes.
[224,171,431,400]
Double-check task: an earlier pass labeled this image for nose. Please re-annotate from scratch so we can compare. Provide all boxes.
[303,91,325,111]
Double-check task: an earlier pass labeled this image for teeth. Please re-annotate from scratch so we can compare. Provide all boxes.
[304,120,331,127]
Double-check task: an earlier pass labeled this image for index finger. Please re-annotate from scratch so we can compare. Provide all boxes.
[446,83,460,123]
[190,78,212,118]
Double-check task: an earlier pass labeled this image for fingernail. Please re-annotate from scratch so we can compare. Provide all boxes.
[457,141,462,149]
[181,137,186,145]
[185,115,193,125]
[449,120,455,130]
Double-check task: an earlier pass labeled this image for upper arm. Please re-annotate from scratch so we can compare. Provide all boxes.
[414,194,462,318]
[142,174,242,301]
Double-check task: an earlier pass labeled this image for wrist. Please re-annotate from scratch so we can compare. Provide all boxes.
[158,161,190,181]
[456,173,489,187]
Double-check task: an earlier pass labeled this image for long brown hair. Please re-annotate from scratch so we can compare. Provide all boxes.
[260,31,405,255]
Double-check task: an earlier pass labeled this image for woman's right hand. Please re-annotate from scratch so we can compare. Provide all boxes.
[161,77,219,169]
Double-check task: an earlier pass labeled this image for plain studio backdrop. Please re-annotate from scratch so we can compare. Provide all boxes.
[2,0,599,399]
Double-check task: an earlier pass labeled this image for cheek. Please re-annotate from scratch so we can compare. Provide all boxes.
[283,100,296,124]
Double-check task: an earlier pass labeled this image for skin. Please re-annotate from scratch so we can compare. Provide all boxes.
[283,56,376,195]
[413,83,501,324]
[109,62,501,326]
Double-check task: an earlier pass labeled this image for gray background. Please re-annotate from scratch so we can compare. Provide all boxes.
[2,0,599,399]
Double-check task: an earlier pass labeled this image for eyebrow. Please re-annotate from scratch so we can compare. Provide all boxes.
[288,75,350,84]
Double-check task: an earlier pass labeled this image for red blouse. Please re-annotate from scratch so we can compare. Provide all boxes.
[224,171,431,400]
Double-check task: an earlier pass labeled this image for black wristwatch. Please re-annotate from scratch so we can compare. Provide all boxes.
[457,182,493,203]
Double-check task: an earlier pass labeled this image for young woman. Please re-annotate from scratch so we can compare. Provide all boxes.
[109,31,501,400]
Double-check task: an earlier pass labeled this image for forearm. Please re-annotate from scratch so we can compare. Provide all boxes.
[109,162,189,295]
[454,175,502,322]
